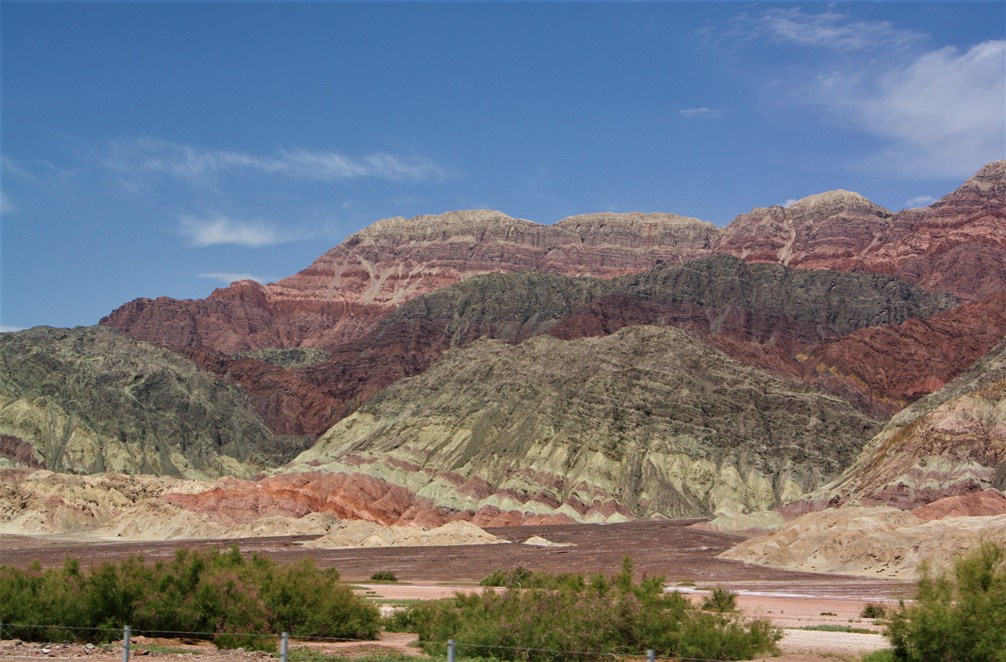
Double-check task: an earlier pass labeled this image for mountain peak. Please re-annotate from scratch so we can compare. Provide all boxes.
[787,189,890,216]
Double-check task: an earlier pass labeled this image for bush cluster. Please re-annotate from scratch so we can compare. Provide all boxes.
[409,559,779,661]
[0,547,379,650]
[885,542,1006,661]
[479,566,585,591]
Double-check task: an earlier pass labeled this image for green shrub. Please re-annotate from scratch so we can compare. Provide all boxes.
[860,603,887,619]
[479,566,585,591]
[414,558,779,661]
[0,547,379,646]
[885,542,1006,662]
[701,587,737,612]
[369,570,398,582]
[381,605,420,633]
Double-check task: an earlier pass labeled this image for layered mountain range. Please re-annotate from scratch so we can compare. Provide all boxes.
[2,161,1004,527]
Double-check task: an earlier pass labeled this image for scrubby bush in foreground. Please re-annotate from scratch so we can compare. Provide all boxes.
[885,542,1006,662]
[0,547,379,649]
[409,559,779,661]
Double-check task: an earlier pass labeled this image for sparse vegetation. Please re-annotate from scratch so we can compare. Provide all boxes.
[884,542,1006,661]
[405,558,780,661]
[799,624,874,634]
[369,570,399,582]
[0,547,379,649]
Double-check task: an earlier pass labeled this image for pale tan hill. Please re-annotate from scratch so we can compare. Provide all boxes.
[304,519,508,549]
[720,506,1006,578]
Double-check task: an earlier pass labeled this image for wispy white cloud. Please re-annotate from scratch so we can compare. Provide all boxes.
[198,272,272,285]
[781,198,799,208]
[733,7,925,52]
[104,137,446,188]
[0,326,24,333]
[0,192,12,215]
[817,40,1006,179]
[179,215,292,248]
[678,107,725,120]
[904,195,937,208]
[726,7,1005,180]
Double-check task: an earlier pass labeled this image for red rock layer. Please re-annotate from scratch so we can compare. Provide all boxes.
[911,489,1006,521]
[99,163,1005,438]
[177,348,344,437]
[164,471,578,528]
[796,295,1006,415]
[716,161,1006,301]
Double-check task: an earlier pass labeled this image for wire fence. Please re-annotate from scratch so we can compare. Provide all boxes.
[0,622,776,662]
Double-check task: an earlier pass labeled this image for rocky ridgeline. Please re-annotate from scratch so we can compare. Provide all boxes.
[102,162,1005,357]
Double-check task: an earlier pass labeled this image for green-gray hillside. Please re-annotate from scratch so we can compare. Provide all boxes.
[295,325,882,519]
[0,326,293,477]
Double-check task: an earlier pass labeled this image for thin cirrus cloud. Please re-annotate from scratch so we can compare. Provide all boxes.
[734,7,925,52]
[197,272,272,285]
[180,215,291,248]
[818,40,1006,179]
[103,137,447,187]
[678,107,725,120]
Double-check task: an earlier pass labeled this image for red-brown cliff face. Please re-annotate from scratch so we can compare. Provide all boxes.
[102,210,717,354]
[103,163,1005,358]
[716,161,1006,300]
[715,190,895,269]
[796,295,1006,415]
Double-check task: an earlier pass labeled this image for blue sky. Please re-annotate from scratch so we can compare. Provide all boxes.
[2,2,1004,331]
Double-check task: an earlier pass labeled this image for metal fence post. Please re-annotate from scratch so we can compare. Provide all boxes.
[280,632,289,662]
[647,650,655,662]
[448,639,455,662]
[122,626,131,662]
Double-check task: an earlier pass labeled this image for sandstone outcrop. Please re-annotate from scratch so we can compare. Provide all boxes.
[0,327,292,477]
[293,326,881,519]
[795,295,1006,414]
[910,489,1006,520]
